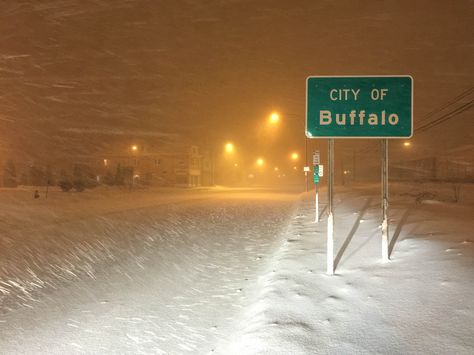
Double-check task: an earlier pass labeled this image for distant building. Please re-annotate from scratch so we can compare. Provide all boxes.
[102,145,213,187]
[391,145,474,182]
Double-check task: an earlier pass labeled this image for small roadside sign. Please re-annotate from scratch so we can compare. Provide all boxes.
[313,151,320,165]
[318,165,324,177]
[304,166,310,172]
[313,166,320,184]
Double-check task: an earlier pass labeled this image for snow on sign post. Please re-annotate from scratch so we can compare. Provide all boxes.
[306,75,413,274]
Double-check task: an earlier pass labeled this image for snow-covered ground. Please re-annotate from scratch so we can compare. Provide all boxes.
[219,182,474,354]
[0,187,299,354]
[0,183,473,354]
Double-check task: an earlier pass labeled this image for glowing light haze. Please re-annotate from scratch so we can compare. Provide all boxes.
[0,0,472,174]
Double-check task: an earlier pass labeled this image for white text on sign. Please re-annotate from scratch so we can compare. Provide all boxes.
[329,88,388,101]
[320,110,399,126]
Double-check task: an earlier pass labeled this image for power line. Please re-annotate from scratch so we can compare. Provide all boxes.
[415,100,473,134]
[354,88,473,153]
[418,86,474,125]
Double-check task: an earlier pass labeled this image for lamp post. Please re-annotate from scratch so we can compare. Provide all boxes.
[222,142,237,185]
[129,145,138,191]
[268,111,308,191]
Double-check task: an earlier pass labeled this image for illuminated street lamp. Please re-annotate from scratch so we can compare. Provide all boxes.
[269,112,280,125]
[274,167,279,172]
[403,141,411,147]
[267,110,308,191]
[256,158,264,166]
[291,152,299,161]
[131,145,138,151]
[225,142,235,154]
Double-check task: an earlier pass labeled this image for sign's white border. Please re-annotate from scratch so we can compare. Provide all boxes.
[305,75,414,139]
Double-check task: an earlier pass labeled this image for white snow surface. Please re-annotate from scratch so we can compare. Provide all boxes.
[219,183,474,354]
[0,187,298,354]
[0,183,473,354]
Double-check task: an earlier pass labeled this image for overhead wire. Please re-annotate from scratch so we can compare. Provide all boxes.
[415,100,473,134]
[417,86,473,125]
[353,87,474,153]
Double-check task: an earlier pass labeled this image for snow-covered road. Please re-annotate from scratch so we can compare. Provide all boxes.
[0,188,299,354]
[1,183,473,354]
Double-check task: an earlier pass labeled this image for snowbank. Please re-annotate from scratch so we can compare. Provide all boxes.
[219,184,474,354]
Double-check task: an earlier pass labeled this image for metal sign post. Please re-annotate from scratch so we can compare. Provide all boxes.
[315,164,324,223]
[381,139,389,261]
[327,139,334,275]
[313,165,320,223]
[304,166,310,194]
[305,170,308,192]
[312,150,322,223]
[315,183,319,223]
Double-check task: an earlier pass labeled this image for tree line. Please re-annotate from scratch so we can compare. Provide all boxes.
[2,160,136,192]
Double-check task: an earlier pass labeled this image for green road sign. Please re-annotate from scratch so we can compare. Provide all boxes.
[306,76,413,138]
[313,166,320,184]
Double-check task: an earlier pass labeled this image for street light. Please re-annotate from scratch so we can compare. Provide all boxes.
[128,145,139,191]
[403,141,411,147]
[225,142,235,154]
[269,112,280,125]
[267,111,308,191]
[256,158,264,166]
[291,152,299,161]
